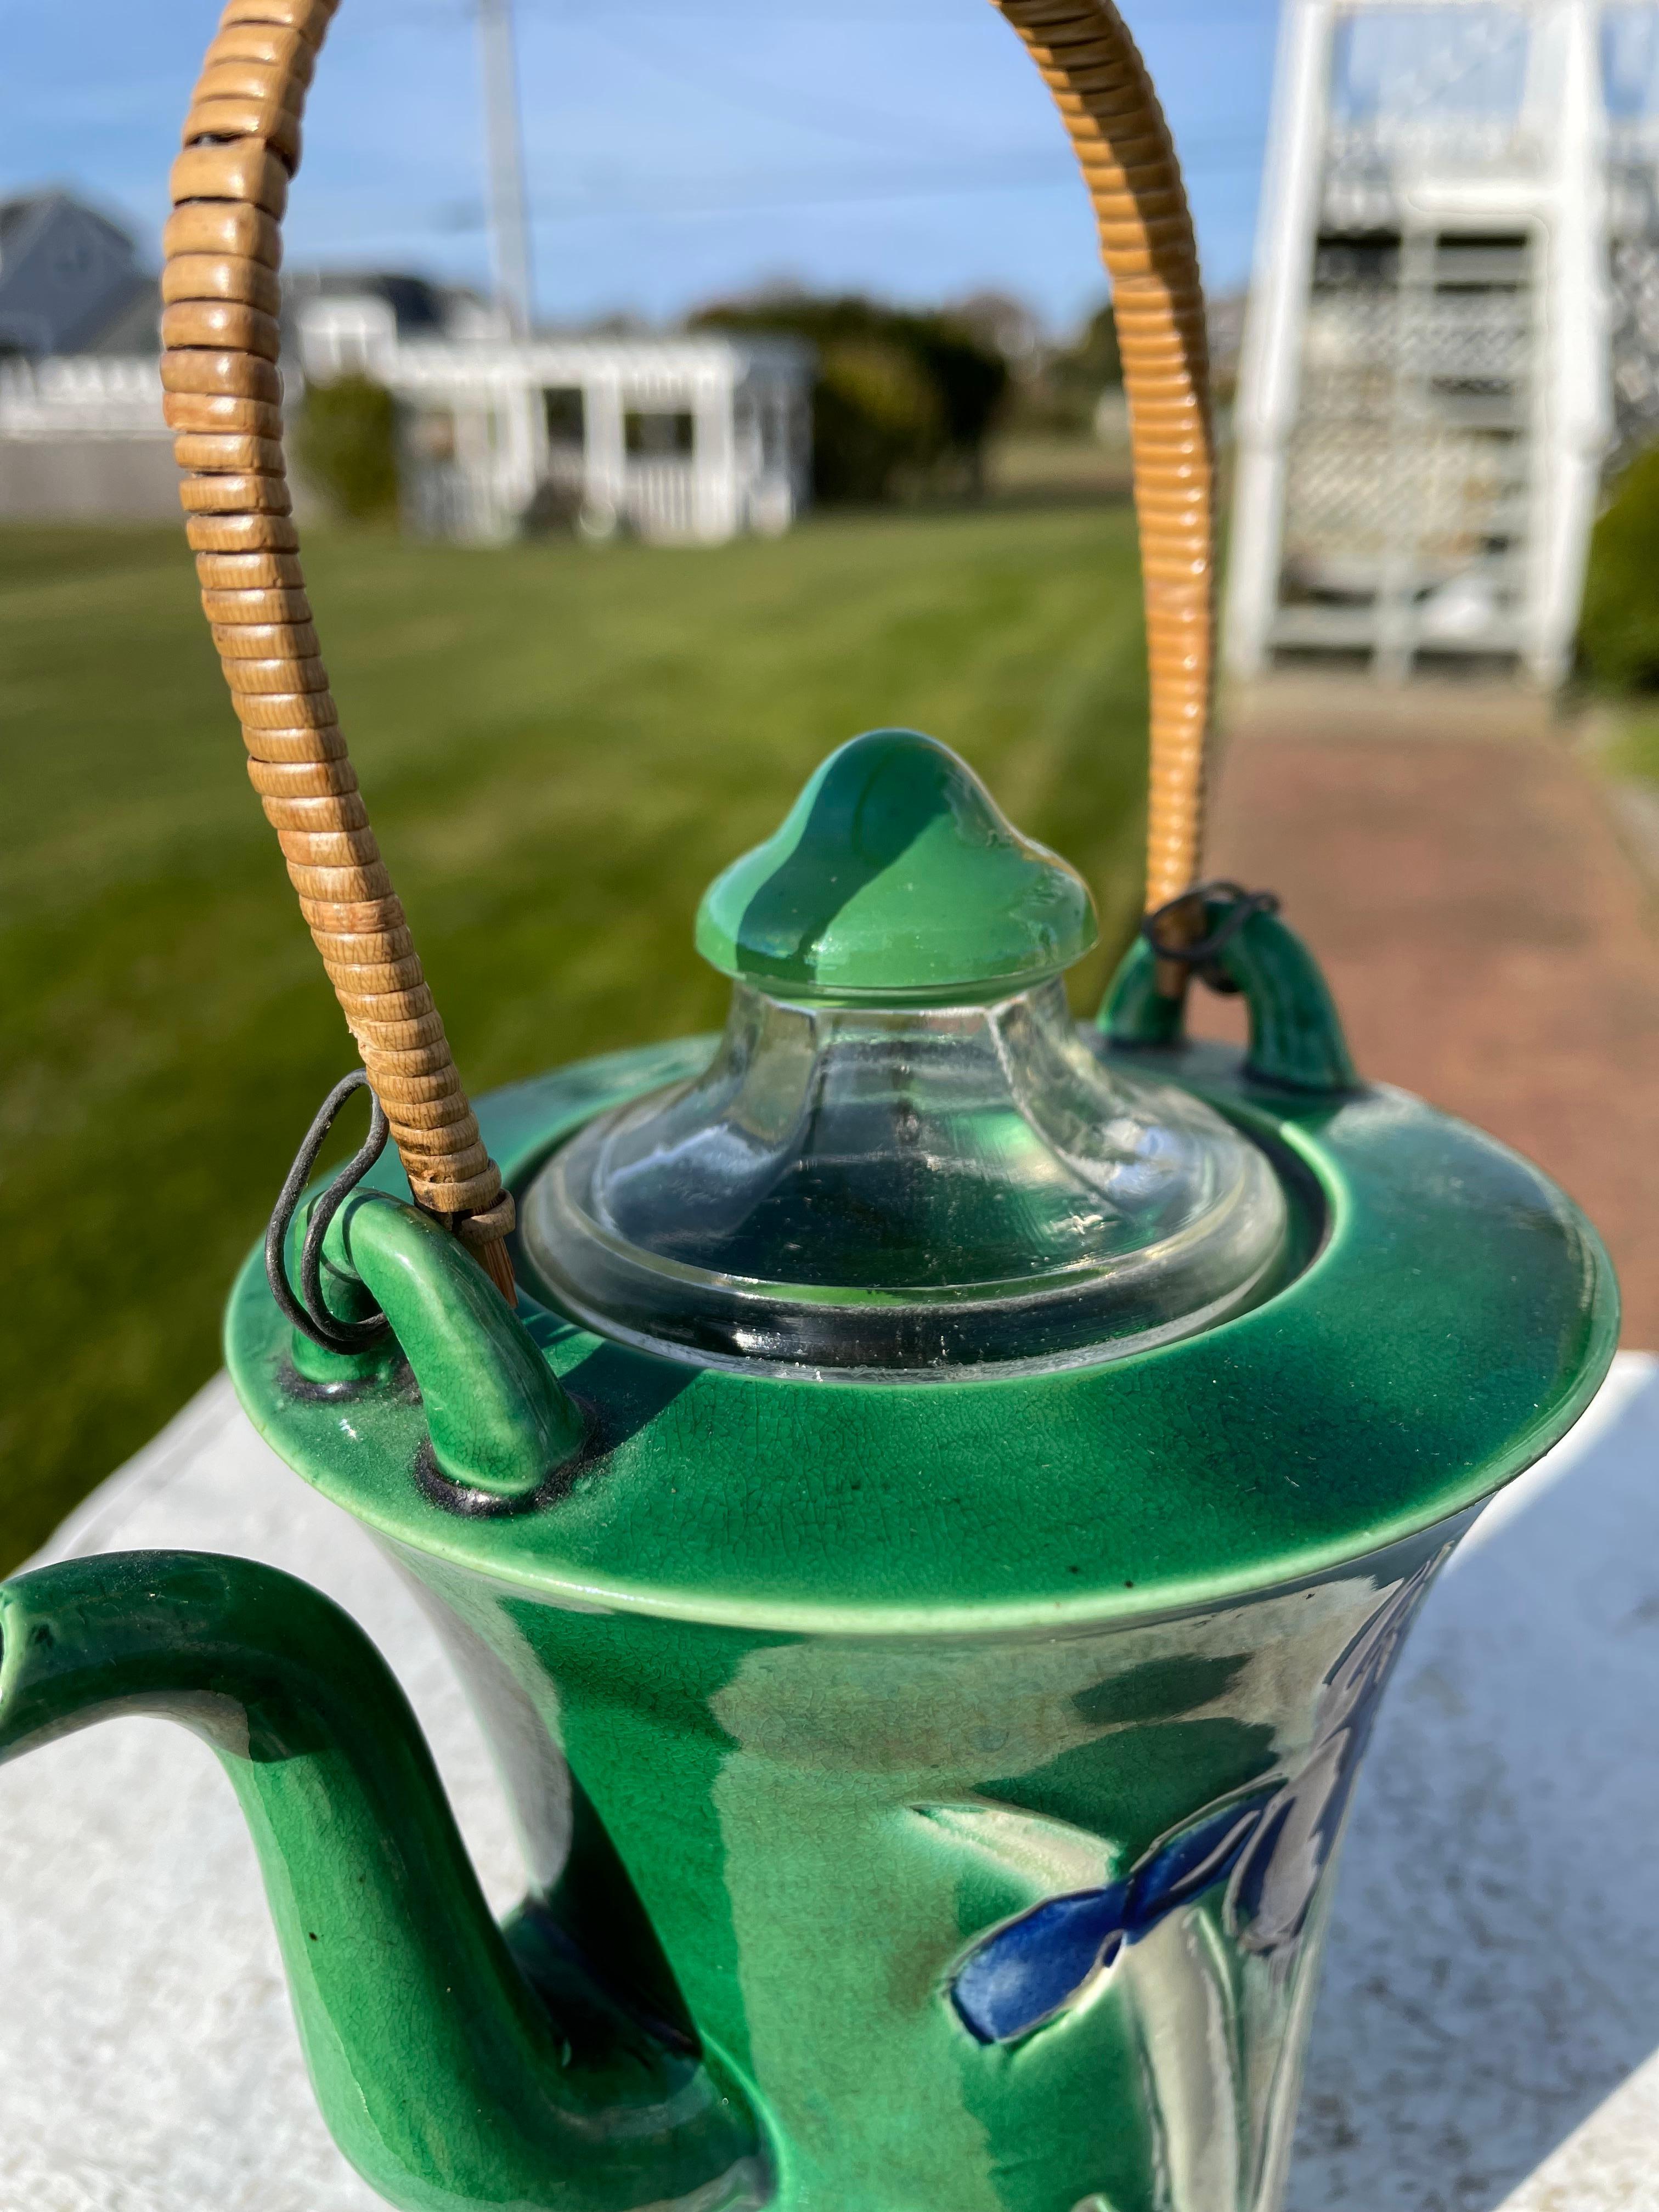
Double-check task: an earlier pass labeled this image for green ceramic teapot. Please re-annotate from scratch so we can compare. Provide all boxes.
[0,5,1618,2212]
[0,727,1614,2212]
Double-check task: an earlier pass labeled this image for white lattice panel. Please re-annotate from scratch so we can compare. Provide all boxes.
[1280,237,1532,617]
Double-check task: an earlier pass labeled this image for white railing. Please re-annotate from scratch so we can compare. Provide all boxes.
[0,357,167,440]
[623,460,701,543]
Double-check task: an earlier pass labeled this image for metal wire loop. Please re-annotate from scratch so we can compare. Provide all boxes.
[1142,882,1282,995]
[264,1070,393,1353]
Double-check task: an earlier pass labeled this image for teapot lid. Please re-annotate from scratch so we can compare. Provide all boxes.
[520,733,1289,1377]
[694,729,1098,1006]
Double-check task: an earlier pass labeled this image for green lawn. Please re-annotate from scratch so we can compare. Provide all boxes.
[1599,701,1659,787]
[0,503,1150,1570]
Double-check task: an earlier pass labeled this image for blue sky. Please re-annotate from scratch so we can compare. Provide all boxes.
[0,0,1282,333]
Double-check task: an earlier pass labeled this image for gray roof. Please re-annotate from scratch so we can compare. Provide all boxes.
[0,190,153,358]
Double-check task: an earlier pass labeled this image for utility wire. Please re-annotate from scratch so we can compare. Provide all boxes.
[351,0,1257,26]
[528,155,1263,225]
[576,16,958,155]
[293,0,1267,256]
[518,0,1260,19]
[309,134,1265,249]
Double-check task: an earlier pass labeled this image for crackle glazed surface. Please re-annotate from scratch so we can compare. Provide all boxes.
[212,1031,1614,2212]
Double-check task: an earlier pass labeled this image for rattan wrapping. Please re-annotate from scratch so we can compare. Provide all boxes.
[993,0,1216,907]
[166,0,507,1245]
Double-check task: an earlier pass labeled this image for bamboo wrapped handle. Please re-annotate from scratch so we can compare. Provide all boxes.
[994,0,1215,910]
[164,0,516,1296]
[164,0,1211,1268]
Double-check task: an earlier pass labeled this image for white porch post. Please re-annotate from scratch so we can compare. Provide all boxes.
[1225,0,1338,680]
[692,364,738,541]
[455,390,497,541]
[582,370,627,531]
[1530,0,1612,688]
[497,368,539,534]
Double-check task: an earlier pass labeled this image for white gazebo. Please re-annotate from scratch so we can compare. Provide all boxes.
[1226,0,1659,685]
[298,297,813,547]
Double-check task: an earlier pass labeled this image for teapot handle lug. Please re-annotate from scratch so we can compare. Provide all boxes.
[1098,898,1358,1095]
[297,1193,585,1503]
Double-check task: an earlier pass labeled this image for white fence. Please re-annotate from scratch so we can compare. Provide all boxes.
[0,357,176,520]
[0,357,167,440]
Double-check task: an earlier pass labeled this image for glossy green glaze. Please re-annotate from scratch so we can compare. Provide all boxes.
[394,1505,1469,2212]
[695,730,1097,1005]
[1103,896,1358,1095]
[0,1551,763,2212]
[0,746,1619,2212]
[309,1193,585,1500]
[165,1003,1622,2208]
[229,1034,1612,1629]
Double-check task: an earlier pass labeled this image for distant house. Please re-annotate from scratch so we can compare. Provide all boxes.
[282,268,498,366]
[0,354,173,519]
[0,192,172,520]
[0,207,814,543]
[287,279,814,545]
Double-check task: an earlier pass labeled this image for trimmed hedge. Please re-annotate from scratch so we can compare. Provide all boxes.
[812,340,946,504]
[1581,441,1659,691]
[294,375,400,523]
[695,294,1008,503]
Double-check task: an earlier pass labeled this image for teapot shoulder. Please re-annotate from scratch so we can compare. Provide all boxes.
[225,1036,1616,1637]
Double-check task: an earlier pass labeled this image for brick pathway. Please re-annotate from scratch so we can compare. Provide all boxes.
[1191,675,1659,1345]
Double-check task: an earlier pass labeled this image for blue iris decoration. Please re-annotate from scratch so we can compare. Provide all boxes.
[951,1555,1446,2046]
[951,1796,1273,2044]
[950,1561,1439,2045]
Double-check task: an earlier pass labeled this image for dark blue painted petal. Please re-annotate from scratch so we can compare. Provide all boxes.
[1124,1794,1274,1933]
[951,1883,1130,2044]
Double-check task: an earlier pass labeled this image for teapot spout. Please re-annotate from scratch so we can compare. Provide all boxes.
[0,1551,765,2212]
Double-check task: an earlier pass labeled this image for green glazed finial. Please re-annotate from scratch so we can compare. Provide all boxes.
[695,729,1098,1005]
